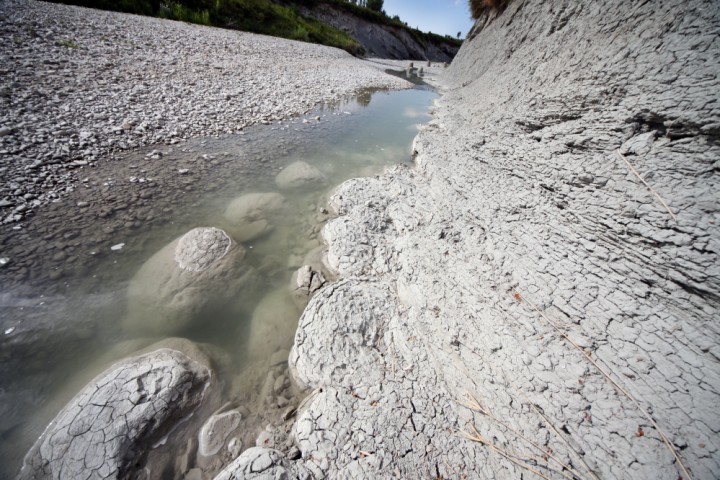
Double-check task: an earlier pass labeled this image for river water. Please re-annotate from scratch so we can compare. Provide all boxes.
[0,85,437,477]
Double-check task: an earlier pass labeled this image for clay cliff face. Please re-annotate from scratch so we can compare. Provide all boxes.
[270,1,720,479]
[298,3,460,61]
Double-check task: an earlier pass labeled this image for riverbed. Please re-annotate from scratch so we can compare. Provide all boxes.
[0,84,437,478]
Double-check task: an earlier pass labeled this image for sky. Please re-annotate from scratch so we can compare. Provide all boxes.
[382,0,475,39]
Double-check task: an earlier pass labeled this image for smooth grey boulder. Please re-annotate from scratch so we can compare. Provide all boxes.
[275,161,326,191]
[19,348,211,480]
[124,227,256,335]
[222,192,286,242]
[246,288,300,362]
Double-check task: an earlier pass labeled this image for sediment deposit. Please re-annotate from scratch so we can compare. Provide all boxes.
[0,0,410,219]
[281,1,720,478]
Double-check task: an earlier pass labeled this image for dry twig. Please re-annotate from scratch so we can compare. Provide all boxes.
[515,291,692,480]
[461,392,586,480]
[615,150,677,222]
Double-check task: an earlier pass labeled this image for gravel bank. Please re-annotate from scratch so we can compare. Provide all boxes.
[0,0,410,223]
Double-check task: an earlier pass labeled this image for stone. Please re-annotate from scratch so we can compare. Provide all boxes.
[198,409,243,457]
[280,1,720,477]
[213,447,310,480]
[245,288,300,362]
[289,265,327,310]
[124,227,257,335]
[222,192,285,243]
[275,161,326,191]
[18,348,211,479]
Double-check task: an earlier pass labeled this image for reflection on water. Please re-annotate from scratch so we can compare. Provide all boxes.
[0,87,437,477]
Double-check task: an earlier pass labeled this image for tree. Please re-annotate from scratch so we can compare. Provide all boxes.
[366,0,383,12]
[457,31,461,39]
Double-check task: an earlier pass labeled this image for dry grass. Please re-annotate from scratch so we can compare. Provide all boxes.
[515,291,692,480]
[615,150,677,222]
[469,0,511,19]
[461,392,588,480]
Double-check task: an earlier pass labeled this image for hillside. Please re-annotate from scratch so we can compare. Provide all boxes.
[46,0,461,59]
[271,0,719,478]
[291,0,461,61]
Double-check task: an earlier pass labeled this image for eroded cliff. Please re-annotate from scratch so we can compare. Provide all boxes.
[276,1,720,478]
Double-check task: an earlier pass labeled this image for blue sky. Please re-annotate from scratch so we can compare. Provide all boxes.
[383,0,475,38]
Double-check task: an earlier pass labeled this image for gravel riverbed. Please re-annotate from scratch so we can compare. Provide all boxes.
[0,0,410,288]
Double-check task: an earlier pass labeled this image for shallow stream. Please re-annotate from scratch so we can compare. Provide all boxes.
[0,84,437,477]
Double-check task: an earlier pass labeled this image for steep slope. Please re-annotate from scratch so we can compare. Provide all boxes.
[236,0,720,479]
[296,2,460,61]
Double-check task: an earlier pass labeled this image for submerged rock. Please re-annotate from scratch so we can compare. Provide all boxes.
[19,348,211,480]
[245,288,300,362]
[275,161,326,191]
[125,227,257,335]
[222,192,286,242]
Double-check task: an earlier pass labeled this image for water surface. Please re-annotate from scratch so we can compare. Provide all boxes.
[0,86,437,477]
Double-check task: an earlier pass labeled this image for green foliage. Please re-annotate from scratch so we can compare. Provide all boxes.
[468,0,510,19]
[45,0,460,55]
[47,0,362,54]
[366,0,382,12]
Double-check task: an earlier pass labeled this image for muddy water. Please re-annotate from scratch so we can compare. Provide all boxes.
[0,86,436,477]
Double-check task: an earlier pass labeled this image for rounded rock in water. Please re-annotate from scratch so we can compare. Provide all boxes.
[222,192,286,243]
[275,161,326,191]
[124,227,256,335]
[245,288,300,363]
[18,348,211,479]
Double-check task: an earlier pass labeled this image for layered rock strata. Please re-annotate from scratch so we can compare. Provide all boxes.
[284,1,720,478]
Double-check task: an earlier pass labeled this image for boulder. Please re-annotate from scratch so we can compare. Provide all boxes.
[275,161,326,191]
[245,288,300,362]
[19,348,211,480]
[222,192,286,242]
[125,227,257,335]
[289,265,327,310]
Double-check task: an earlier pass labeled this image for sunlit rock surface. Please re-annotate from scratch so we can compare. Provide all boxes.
[125,227,256,335]
[19,348,211,480]
[284,1,720,478]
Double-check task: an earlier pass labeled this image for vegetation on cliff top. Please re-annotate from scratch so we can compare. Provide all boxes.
[47,0,462,56]
[469,0,510,19]
[48,0,363,54]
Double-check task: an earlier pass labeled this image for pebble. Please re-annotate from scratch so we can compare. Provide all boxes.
[0,0,409,218]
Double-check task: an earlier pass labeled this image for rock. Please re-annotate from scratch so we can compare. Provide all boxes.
[198,409,243,457]
[18,348,211,480]
[124,227,257,335]
[290,279,397,391]
[290,265,327,309]
[269,349,290,367]
[0,126,12,137]
[275,161,326,191]
[222,192,285,242]
[245,288,300,362]
[213,447,310,480]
